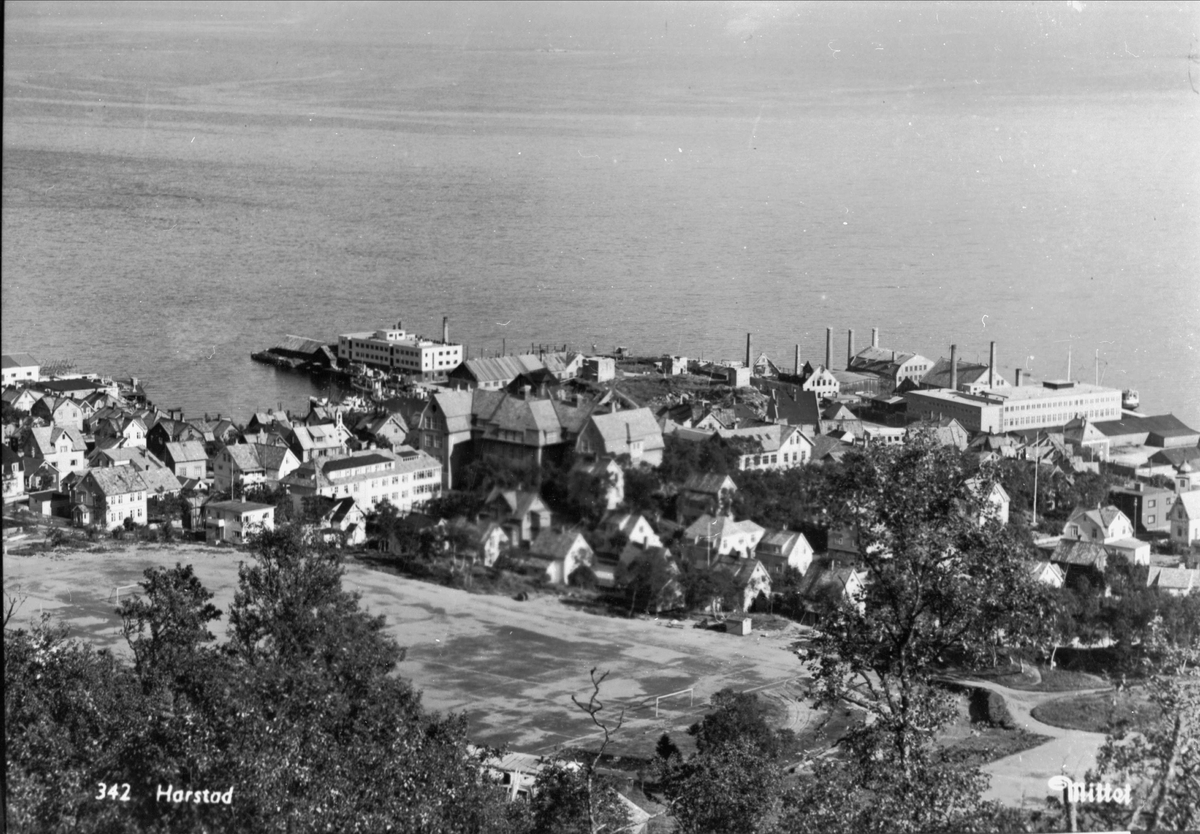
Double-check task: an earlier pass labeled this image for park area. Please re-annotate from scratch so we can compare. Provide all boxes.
[2,540,821,760]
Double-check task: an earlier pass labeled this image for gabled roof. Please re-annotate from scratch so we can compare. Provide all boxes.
[473,391,574,436]
[224,444,263,471]
[28,425,87,456]
[1173,491,1200,520]
[587,408,664,452]
[757,529,807,555]
[1149,447,1200,468]
[271,335,330,354]
[2,353,39,368]
[796,565,865,599]
[254,444,293,472]
[486,487,548,519]
[726,559,769,586]
[138,466,184,494]
[1029,561,1066,585]
[530,528,591,561]
[684,514,763,541]
[762,387,821,427]
[164,440,209,463]
[1096,413,1199,440]
[920,357,993,389]
[431,390,474,434]
[82,467,148,496]
[1051,539,1109,568]
[1146,566,1198,592]
[680,473,736,496]
[810,434,851,463]
[1067,505,1128,532]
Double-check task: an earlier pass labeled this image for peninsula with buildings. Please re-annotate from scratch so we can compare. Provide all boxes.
[4,319,1199,831]
[5,315,1199,590]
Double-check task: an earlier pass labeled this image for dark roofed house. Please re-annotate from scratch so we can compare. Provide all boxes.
[472,390,591,471]
[677,473,737,524]
[1050,539,1109,584]
[527,528,594,586]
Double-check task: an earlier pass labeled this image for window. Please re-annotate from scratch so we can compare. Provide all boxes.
[1148,515,1155,525]
[1149,499,1156,508]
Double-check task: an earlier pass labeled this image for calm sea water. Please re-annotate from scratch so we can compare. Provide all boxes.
[4,4,1199,427]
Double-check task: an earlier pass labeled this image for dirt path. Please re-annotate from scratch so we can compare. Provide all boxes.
[949,677,1112,809]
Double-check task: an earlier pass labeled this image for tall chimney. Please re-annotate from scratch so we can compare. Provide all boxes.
[872,327,879,348]
[825,328,833,369]
[442,316,449,343]
[989,341,996,388]
[794,344,800,375]
[1015,368,1024,386]
[950,344,959,391]
[746,333,752,369]
[847,329,855,369]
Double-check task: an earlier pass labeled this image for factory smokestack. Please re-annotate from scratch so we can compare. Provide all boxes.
[794,344,800,375]
[872,327,879,348]
[847,329,855,369]
[1015,368,1024,387]
[746,333,752,369]
[442,316,449,343]
[989,341,997,388]
[950,344,959,391]
[825,328,833,369]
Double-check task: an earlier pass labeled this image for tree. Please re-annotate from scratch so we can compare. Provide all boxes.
[657,690,789,834]
[6,524,524,834]
[778,708,1022,834]
[688,689,795,760]
[529,669,631,834]
[117,563,222,689]
[662,738,783,834]
[616,550,677,615]
[809,432,1051,771]
[1086,641,1199,832]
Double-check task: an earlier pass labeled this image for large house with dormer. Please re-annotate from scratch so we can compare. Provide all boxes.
[681,514,765,566]
[23,426,87,487]
[576,407,665,467]
[71,467,148,529]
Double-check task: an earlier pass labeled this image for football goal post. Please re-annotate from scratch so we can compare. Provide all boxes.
[654,688,694,718]
[110,584,141,604]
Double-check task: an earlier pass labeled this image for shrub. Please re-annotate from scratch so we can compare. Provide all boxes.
[569,564,597,589]
[969,688,1015,729]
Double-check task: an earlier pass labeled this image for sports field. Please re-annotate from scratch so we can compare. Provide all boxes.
[4,543,819,758]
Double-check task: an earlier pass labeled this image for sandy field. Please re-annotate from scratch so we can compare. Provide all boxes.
[3,542,816,758]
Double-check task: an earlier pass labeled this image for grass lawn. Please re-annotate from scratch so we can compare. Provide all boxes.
[1031,687,1161,734]
[962,663,1110,692]
[942,726,1053,768]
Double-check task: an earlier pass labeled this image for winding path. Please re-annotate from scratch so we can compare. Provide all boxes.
[946,676,1113,809]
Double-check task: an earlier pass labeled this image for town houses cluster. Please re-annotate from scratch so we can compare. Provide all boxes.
[3,318,1199,601]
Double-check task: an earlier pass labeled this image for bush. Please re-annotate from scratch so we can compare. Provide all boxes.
[569,564,597,589]
[969,688,1015,729]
